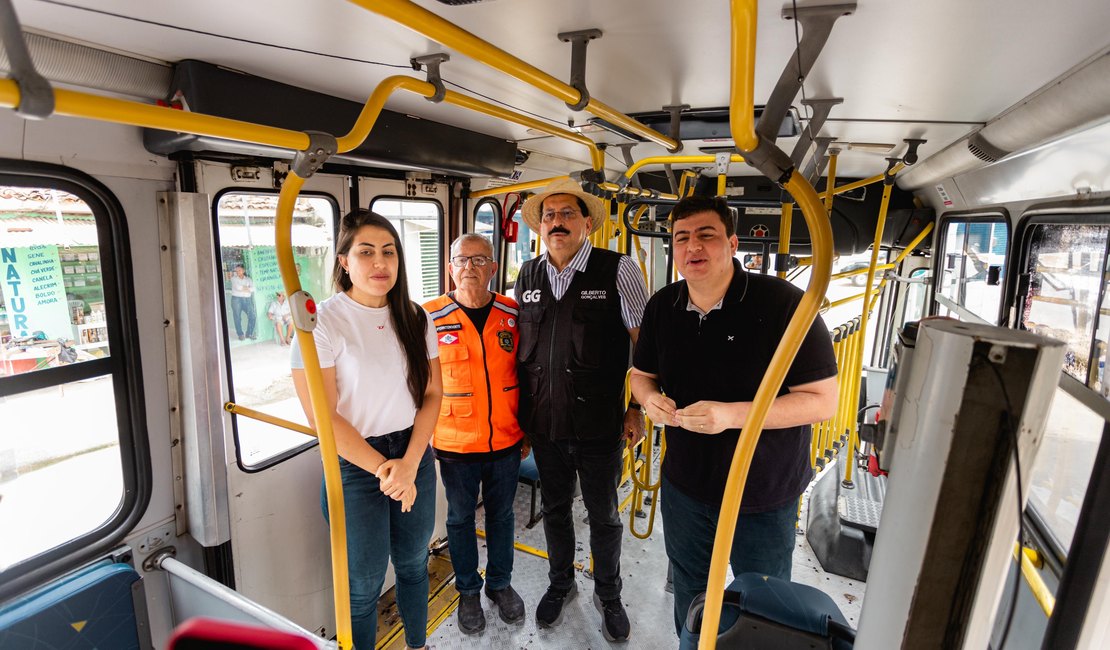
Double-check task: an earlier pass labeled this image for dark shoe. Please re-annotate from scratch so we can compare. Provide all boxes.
[456,593,485,634]
[535,583,576,628]
[485,584,525,624]
[594,593,630,642]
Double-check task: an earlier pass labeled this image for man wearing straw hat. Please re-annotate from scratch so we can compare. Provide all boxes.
[516,177,648,642]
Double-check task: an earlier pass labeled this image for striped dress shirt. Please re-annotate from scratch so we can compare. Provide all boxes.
[543,240,649,329]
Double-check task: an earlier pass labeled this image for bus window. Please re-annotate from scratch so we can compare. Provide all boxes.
[935,218,1009,323]
[1027,386,1104,552]
[216,193,336,469]
[472,200,501,266]
[502,208,535,295]
[0,176,142,577]
[370,198,442,301]
[1020,223,1106,385]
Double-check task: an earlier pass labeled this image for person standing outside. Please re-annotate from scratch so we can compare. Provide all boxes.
[628,195,839,635]
[230,264,257,340]
[515,177,648,642]
[423,233,528,634]
[291,209,441,650]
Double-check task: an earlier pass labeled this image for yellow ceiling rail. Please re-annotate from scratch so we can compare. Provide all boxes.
[622,154,745,182]
[351,0,679,151]
[701,2,834,644]
[819,162,906,200]
[0,79,310,150]
[470,175,568,200]
[336,76,603,170]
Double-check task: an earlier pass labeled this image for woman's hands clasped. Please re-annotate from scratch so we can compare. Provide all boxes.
[375,458,418,512]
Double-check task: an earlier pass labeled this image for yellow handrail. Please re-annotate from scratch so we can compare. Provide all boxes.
[831,263,894,280]
[0,80,310,150]
[621,154,746,183]
[1013,543,1056,617]
[224,402,317,438]
[777,202,793,280]
[701,4,833,642]
[275,174,353,650]
[823,152,838,213]
[828,288,881,309]
[819,162,906,200]
[350,0,679,151]
[868,221,935,313]
[470,176,568,200]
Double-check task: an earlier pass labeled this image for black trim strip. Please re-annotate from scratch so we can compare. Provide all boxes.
[0,159,149,604]
[0,358,113,397]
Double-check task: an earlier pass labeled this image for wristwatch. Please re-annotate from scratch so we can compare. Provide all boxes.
[627,401,642,412]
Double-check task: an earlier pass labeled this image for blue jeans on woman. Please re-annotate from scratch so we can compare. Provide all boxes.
[438,450,522,595]
[321,427,437,650]
[661,474,798,636]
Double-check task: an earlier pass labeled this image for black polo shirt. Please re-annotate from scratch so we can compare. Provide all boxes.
[632,260,837,511]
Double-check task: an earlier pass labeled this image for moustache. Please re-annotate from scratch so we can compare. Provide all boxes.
[548,226,571,235]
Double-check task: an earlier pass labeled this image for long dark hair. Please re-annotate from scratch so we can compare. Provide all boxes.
[334,209,430,408]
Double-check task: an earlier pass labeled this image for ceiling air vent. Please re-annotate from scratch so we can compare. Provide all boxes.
[966,133,1010,163]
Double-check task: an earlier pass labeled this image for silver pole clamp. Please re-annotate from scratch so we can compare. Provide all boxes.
[411,53,450,103]
[291,131,337,179]
[0,0,54,119]
[558,28,603,112]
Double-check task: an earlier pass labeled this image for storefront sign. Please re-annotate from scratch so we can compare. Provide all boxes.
[2,245,72,340]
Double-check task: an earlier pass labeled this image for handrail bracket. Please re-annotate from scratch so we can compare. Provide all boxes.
[558,28,603,111]
[411,53,451,103]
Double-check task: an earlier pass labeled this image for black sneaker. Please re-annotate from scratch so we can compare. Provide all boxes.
[535,583,577,628]
[484,584,525,624]
[456,593,485,634]
[593,593,630,642]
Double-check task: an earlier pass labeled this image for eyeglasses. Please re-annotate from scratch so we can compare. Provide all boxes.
[450,255,493,268]
[541,208,582,223]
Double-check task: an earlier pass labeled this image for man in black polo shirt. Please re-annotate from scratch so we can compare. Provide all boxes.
[630,195,838,635]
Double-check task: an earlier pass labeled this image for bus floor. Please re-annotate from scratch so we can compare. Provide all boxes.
[374,462,865,649]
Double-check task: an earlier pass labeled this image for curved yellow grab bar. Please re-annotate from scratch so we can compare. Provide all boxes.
[275,174,353,650]
[728,0,759,153]
[336,76,604,171]
[621,155,746,183]
[349,0,679,151]
[0,80,310,150]
[699,2,834,645]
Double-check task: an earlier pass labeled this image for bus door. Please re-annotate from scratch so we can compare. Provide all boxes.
[191,160,350,636]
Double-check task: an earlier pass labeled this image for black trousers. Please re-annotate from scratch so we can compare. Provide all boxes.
[531,434,625,600]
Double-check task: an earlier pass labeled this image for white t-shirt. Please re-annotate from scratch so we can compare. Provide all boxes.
[290,292,438,438]
[230,275,254,298]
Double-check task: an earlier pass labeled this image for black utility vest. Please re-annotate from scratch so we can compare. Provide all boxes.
[516,248,631,442]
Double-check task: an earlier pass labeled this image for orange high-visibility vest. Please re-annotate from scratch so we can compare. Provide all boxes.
[424,293,524,455]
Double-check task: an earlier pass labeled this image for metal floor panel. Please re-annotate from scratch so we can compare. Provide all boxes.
[418,456,866,648]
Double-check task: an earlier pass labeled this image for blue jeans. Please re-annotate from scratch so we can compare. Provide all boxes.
[231,295,256,338]
[321,428,437,650]
[661,475,797,636]
[531,435,624,600]
[438,450,522,595]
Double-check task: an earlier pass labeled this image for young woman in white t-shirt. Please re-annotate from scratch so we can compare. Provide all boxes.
[291,209,442,650]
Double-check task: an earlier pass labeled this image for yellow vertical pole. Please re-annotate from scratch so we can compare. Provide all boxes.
[777,202,793,279]
[823,152,839,214]
[717,173,727,197]
[276,175,353,650]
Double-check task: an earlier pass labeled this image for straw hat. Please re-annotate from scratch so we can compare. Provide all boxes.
[520,177,607,234]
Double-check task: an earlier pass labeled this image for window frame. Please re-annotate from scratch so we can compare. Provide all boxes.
[930,210,1010,325]
[1011,203,1110,567]
[0,159,148,601]
[211,188,340,473]
[471,198,503,259]
[369,195,445,300]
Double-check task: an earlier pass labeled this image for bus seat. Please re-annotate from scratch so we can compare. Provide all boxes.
[518,449,542,528]
[167,617,319,649]
[680,573,855,650]
[0,560,145,649]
